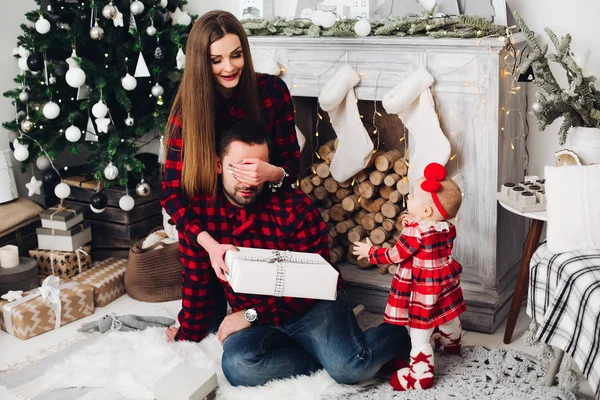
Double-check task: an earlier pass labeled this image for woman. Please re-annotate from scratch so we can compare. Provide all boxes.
[161,10,300,332]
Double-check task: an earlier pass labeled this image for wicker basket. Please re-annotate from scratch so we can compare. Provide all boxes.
[125,232,182,302]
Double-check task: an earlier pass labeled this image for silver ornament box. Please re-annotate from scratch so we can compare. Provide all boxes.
[224,247,339,301]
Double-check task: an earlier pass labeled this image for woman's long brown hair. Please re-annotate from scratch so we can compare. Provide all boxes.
[165,10,261,198]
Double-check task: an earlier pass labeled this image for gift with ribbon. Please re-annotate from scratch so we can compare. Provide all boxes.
[0,275,94,340]
[224,247,339,301]
[36,221,92,252]
[39,204,84,231]
[62,175,103,191]
[71,257,127,307]
[29,245,92,278]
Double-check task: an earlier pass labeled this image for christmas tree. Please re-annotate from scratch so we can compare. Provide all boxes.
[3,0,194,191]
[515,12,600,145]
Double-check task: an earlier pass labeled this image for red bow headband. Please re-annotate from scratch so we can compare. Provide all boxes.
[420,162,449,219]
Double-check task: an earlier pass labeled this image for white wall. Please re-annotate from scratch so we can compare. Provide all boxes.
[506,0,600,176]
[0,0,37,200]
[2,0,598,198]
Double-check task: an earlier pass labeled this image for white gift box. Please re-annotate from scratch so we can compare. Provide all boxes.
[225,247,339,301]
[36,221,92,252]
[40,205,85,230]
[153,363,217,400]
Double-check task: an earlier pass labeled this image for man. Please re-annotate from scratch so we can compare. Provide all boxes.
[165,122,410,386]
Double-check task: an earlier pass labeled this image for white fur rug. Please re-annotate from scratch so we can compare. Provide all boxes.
[35,328,360,400]
[1,327,589,400]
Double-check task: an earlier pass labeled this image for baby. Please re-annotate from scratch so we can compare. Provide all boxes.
[353,162,465,391]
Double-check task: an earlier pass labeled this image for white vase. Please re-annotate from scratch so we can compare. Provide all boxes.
[565,127,600,165]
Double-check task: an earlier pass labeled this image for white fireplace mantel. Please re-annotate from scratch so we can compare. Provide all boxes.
[249,34,528,333]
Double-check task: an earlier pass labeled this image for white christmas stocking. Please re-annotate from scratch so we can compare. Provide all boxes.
[295,125,306,152]
[318,64,374,182]
[382,67,451,187]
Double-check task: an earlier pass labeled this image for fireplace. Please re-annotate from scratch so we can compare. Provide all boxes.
[250,34,527,333]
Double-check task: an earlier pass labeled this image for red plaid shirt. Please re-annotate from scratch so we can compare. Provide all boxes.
[161,73,300,247]
[172,189,336,342]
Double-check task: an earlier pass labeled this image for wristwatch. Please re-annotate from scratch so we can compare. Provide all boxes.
[269,167,289,192]
[244,308,258,325]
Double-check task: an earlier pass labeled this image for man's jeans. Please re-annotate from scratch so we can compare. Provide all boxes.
[221,291,410,386]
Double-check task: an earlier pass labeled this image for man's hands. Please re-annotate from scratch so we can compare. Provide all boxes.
[217,310,251,343]
[165,311,253,344]
[352,238,373,261]
[166,326,178,342]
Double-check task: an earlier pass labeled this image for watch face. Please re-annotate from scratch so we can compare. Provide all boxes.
[245,308,258,322]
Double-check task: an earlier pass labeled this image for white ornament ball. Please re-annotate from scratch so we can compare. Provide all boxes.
[102,4,117,19]
[160,0,168,8]
[54,182,71,199]
[146,25,157,36]
[65,125,82,142]
[35,17,51,34]
[151,83,164,97]
[18,46,31,59]
[320,12,336,29]
[311,10,325,26]
[13,146,29,162]
[121,73,138,91]
[90,204,105,214]
[92,100,108,118]
[104,162,119,180]
[119,195,135,211]
[354,19,371,37]
[36,155,51,170]
[90,26,104,40]
[130,1,145,15]
[65,67,86,88]
[300,8,314,19]
[19,91,29,102]
[532,101,544,113]
[13,138,29,150]
[18,57,29,71]
[43,101,60,119]
[125,116,134,126]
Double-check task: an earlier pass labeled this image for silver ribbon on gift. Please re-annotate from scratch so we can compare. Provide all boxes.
[2,276,77,336]
[231,250,326,297]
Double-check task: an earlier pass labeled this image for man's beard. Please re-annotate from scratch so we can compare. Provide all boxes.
[224,184,261,207]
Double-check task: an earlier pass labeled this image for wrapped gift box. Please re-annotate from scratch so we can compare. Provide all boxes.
[30,245,91,278]
[224,247,339,301]
[40,205,85,231]
[153,363,218,400]
[0,276,94,340]
[71,257,127,307]
[0,257,39,296]
[36,221,92,252]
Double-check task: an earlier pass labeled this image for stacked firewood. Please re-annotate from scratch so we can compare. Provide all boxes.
[300,139,408,275]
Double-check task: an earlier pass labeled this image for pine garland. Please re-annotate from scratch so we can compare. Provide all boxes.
[515,12,600,144]
[243,15,507,39]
